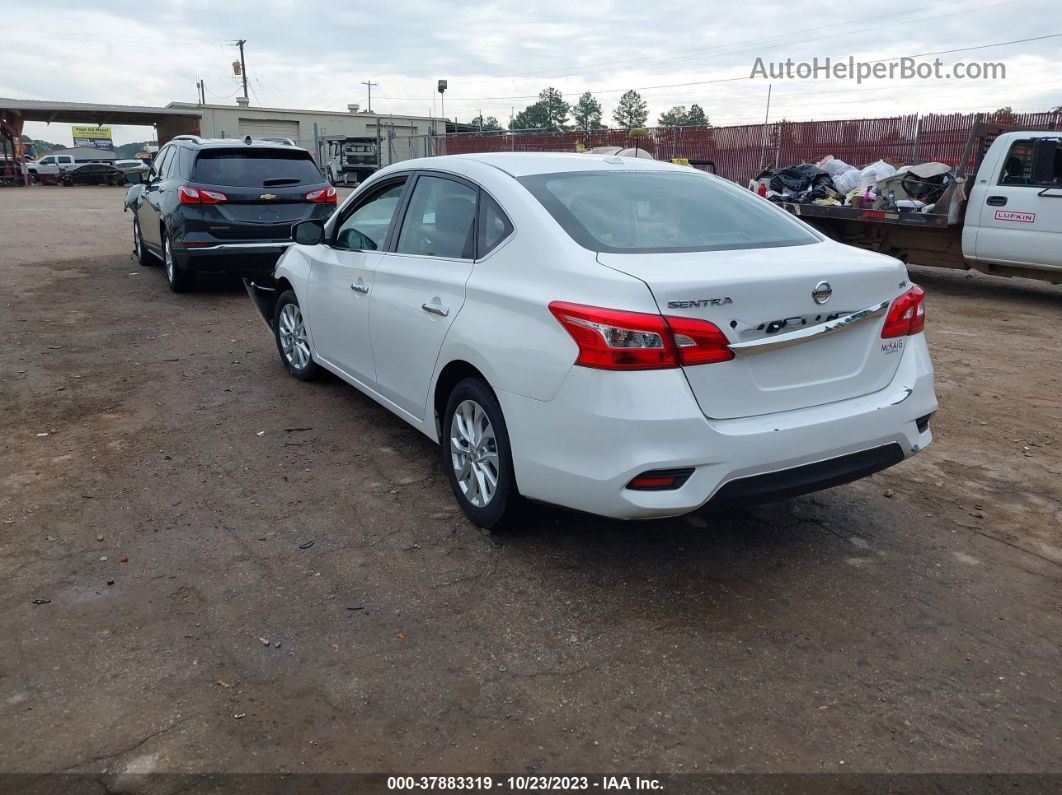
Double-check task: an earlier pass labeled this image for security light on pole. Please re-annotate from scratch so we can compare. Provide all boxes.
[438,80,448,125]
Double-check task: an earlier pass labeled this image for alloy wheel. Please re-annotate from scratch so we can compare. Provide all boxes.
[449,399,499,508]
[133,221,142,259]
[278,303,311,370]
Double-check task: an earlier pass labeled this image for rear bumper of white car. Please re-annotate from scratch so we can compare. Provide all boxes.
[498,334,936,519]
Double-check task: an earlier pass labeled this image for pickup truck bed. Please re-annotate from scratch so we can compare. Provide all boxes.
[776,121,1062,285]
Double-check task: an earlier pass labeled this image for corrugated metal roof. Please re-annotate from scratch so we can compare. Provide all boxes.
[1,98,201,124]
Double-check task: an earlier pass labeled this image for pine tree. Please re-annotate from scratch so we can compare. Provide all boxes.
[685,104,710,128]
[572,92,604,133]
[612,90,648,129]
[657,106,688,128]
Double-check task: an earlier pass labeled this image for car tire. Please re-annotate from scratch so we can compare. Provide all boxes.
[133,218,155,267]
[442,378,517,530]
[274,290,320,381]
[163,233,194,293]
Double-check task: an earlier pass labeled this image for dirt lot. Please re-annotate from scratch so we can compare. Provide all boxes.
[1,186,1059,777]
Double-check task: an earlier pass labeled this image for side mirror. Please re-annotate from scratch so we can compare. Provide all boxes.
[293,220,325,246]
[1030,139,1059,185]
[125,171,144,184]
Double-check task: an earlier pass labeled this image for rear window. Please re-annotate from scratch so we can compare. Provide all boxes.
[518,170,819,253]
[193,148,322,187]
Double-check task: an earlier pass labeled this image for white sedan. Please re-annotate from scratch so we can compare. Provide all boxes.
[246,153,936,529]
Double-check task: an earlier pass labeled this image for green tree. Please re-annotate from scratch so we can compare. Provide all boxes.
[685,104,710,128]
[115,141,156,158]
[510,87,570,132]
[469,114,502,131]
[572,92,604,133]
[510,104,549,131]
[20,136,62,157]
[657,106,689,128]
[991,106,1017,124]
[612,90,648,129]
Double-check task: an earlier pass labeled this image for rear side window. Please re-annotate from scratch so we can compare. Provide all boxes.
[518,170,819,254]
[162,148,182,179]
[999,139,1062,186]
[193,149,322,187]
[477,193,513,256]
[151,148,172,178]
[396,175,477,259]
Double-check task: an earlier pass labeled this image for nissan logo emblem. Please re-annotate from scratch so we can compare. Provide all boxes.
[812,281,832,304]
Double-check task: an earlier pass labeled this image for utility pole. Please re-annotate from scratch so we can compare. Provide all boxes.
[758,83,772,172]
[235,39,249,101]
[361,80,379,113]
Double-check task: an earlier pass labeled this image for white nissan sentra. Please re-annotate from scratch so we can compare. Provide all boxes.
[246,153,936,529]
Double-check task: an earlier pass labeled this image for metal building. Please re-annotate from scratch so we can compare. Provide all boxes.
[165,100,441,165]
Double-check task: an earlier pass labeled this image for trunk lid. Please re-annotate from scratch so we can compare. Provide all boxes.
[194,184,322,240]
[191,147,326,237]
[599,242,911,420]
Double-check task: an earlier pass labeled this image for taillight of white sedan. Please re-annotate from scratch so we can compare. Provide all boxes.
[246,153,936,529]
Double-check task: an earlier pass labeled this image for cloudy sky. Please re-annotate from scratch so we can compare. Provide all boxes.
[4,0,1061,145]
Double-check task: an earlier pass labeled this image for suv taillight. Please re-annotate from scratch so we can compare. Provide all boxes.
[548,301,734,370]
[305,186,337,204]
[178,185,227,205]
[881,284,926,338]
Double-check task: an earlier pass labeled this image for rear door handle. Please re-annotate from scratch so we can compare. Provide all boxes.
[422,301,449,317]
[350,281,369,294]
[986,195,1008,206]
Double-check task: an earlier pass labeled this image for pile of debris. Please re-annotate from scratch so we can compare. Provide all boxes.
[750,156,956,213]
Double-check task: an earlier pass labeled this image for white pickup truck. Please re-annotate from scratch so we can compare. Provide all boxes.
[26,153,76,180]
[781,124,1062,284]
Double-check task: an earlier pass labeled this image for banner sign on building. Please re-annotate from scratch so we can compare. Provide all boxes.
[71,125,113,149]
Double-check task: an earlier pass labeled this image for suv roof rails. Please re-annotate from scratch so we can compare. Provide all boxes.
[170,134,203,143]
[258,136,297,146]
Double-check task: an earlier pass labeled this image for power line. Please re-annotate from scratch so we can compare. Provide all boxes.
[372,30,1061,105]
[451,0,1018,86]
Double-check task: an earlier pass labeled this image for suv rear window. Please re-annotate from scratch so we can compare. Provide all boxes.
[518,170,819,254]
[193,149,322,187]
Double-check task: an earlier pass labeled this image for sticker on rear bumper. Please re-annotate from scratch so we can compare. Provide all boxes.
[881,339,905,355]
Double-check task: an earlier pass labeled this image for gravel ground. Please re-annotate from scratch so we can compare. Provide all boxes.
[0,186,1059,777]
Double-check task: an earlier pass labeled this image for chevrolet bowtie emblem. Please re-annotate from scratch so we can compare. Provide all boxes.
[260,193,277,200]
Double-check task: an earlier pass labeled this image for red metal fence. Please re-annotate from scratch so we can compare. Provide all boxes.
[437,110,1061,183]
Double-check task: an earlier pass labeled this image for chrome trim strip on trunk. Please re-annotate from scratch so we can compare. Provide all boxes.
[728,300,890,358]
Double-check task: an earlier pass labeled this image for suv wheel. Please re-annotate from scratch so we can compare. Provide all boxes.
[442,378,517,530]
[274,290,320,380]
[163,233,194,293]
[133,218,155,267]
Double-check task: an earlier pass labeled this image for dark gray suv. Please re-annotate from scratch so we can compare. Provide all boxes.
[127,135,336,292]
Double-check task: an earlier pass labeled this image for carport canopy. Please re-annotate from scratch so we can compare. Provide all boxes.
[0,98,203,146]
